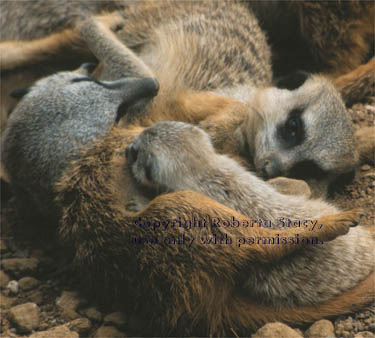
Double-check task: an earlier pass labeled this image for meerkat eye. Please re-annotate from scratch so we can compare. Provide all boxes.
[286,117,299,137]
[277,108,305,147]
[71,76,94,83]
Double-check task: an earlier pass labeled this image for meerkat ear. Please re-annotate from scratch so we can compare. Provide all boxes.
[275,70,311,90]
[9,87,30,99]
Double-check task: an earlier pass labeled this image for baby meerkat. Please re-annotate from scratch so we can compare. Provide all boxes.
[127,120,374,309]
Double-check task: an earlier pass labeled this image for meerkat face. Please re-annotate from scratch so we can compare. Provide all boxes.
[241,74,357,180]
[126,121,215,192]
[10,64,159,127]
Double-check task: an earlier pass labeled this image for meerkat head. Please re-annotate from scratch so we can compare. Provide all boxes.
[126,121,215,192]
[2,64,159,214]
[238,73,357,181]
[9,63,159,127]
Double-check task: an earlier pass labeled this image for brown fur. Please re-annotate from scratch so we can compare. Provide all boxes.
[0,13,125,134]
[56,126,373,336]
[335,58,375,107]
[247,0,374,76]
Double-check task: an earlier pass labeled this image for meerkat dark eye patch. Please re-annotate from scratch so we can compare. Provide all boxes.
[9,87,30,99]
[288,160,328,180]
[277,108,305,148]
[275,70,310,90]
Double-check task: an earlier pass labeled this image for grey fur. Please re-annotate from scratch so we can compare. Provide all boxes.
[128,120,374,307]
[1,67,158,220]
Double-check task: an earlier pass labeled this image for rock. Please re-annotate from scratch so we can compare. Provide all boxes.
[61,309,81,321]
[104,312,127,328]
[7,280,19,294]
[305,320,335,338]
[18,276,40,291]
[252,322,302,338]
[56,291,82,312]
[342,331,351,338]
[344,321,354,331]
[81,307,102,322]
[29,325,79,338]
[0,239,8,253]
[67,318,92,335]
[94,326,126,338]
[336,322,345,335]
[354,322,364,331]
[0,294,17,309]
[0,270,11,289]
[29,290,43,305]
[361,165,371,171]
[1,258,39,277]
[355,332,375,338]
[9,302,40,333]
[30,249,45,259]
[267,177,311,198]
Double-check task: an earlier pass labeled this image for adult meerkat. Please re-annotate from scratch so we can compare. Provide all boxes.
[2,4,373,196]
[1,64,159,221]
[1,0,373,106]
[55,118,374,336]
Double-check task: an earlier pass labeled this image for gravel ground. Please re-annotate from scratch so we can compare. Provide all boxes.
[0,98,374,337]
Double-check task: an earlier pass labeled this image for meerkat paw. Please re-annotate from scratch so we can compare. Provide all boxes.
[94,12,125,32]
[316,208,365,242]
[267,177,311,198]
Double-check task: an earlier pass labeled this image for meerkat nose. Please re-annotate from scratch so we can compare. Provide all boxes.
[125,144,138,165]
[262,157,282,178]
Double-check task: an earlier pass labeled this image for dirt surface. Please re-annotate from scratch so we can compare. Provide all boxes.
[0,98,374,337]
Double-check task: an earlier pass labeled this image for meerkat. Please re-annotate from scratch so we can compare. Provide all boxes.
[128,120,374,308]
[1,64,159,221]
[1,0,373,107]
[80,6,374,195]
[54,118,374,336]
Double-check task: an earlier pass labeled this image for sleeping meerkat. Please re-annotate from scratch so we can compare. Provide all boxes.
[127,120,374,308]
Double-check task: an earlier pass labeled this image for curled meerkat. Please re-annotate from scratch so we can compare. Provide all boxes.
[55,118,373,335]
[126,120,374,308]
[1,65,159,221]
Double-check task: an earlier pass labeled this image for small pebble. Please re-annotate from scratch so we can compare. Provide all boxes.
[9,302,40,333]
[361,165,371,171]
[0,270,11,289]
[7,280,19,294]
[18,277,39,291]
[81,307,102,322]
